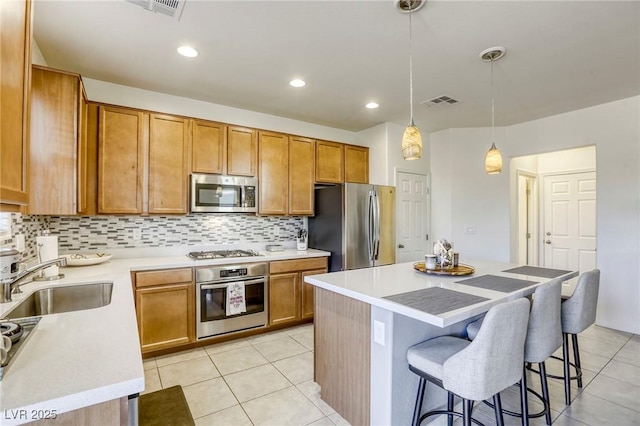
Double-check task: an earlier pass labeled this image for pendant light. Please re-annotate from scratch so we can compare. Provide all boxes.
[480,46,506,174]
[398,0,424,161]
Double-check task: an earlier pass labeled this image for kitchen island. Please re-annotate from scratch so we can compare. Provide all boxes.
[304,260,578,426]
[0,246,329,426]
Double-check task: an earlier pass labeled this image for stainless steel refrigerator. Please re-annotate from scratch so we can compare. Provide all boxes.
[308,183,395,272]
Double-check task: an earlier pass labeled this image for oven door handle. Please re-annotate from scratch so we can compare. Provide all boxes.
[200,277,265,290]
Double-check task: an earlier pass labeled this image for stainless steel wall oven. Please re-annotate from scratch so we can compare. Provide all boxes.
[195,262,268,339]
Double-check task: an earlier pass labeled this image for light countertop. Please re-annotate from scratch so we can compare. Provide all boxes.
[304,260,578,327]
[0,247,329,425]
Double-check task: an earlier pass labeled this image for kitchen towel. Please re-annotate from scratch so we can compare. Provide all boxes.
[36,235,59,277]
[226,281,246,316]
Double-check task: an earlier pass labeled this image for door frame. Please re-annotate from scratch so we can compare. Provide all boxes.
[539,168,596,266]
[515,170,539,265]
[393,169,430,262]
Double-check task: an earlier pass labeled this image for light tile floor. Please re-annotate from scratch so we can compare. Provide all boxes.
[142,323,639,426]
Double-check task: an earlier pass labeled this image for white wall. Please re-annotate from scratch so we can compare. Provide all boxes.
[356,123,389,185]
[431,96,640,334]
[83,78,359,145]
[31,40,47,66]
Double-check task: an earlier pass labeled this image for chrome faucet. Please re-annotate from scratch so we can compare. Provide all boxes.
[1,257,68,303]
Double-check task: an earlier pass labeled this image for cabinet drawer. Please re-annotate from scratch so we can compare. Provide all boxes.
[270,257,328,274]
[135,268,193,288]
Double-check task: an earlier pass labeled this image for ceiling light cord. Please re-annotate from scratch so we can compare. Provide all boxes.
[491,55,495,143]
[409,3,414,126]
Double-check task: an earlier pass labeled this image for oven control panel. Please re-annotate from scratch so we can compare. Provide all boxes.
[220,268,248,278]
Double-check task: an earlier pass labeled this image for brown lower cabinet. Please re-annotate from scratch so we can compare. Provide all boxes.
[269,257,328,326]
[134,268,194,354]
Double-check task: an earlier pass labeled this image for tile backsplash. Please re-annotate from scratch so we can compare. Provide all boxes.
[3,213,304,259]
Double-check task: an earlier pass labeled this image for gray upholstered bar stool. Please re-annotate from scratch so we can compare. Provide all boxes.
[407,298,530,426]
[551,269,600,405]
[467,280,563,425]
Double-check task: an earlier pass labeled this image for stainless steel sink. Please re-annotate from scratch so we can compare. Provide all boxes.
[4,282,113,319]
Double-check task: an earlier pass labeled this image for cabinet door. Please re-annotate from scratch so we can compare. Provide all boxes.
[258,131,288,215]
[77,83,89,214]
[28,66,80,214]
[345,145,369,184]
[0,0,31,209]
[227,126,256,176]
[315,141,344,184]
[289,137,315,215]
[301,268,327,319]
[98,106,146,214]
[136,282,194,353]
[269,273,299,325]
[192,120,226,174]
[149,114,190,214]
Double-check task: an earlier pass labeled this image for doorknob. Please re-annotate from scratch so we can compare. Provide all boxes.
[546,232,551,236]
[398,244,405,248]
[545,240,552,244]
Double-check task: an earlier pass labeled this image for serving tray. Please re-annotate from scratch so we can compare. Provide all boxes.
[413,262,475,276]
[63,253,112,266]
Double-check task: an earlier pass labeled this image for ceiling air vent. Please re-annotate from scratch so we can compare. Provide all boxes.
[420,95,461,109]
[127,0,186,20]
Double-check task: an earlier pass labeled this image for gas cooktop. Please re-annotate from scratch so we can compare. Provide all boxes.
[187,249,263,260]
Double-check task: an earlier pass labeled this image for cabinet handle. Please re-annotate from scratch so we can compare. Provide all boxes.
[398,244,405,249]
[545,240,552,244]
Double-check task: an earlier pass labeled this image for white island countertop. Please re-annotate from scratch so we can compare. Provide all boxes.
[304,259,578,327]
[0,247,329,425]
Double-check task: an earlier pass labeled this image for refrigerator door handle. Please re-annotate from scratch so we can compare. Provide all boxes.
[367,190,374,263]
[374,190,381,260]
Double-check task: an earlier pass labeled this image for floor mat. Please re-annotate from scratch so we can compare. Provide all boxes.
[139,385,195,426]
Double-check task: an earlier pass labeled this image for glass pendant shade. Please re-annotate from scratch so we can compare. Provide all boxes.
[402,123,423,160]
[485,142,502,174]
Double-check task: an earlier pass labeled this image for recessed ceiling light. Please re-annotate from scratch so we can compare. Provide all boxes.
[365,102,379,109]
[289,79,306,88]
[177,45,198,58]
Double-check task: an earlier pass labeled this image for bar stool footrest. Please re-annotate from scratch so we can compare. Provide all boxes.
[528,355,583,382]
[481,386,548,419]
[418,409,485,426]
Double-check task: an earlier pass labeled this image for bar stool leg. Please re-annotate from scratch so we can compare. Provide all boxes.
[562,333,572,405]
[520,368,530,426]
[493,394,504,426]
[463,399,473,426]
[412,377,426,426]
[539,362,552,425]
[447,392,454,426]
[571,334,583,388]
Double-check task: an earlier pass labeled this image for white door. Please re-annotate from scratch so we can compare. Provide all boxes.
[396,171,430,263]
[543,172,596,273]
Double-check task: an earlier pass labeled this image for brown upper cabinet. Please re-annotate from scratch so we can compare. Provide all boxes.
[315,140,344,184]
[344,144,369,184]
[0,0,31,211]
[98,106,191,214]
[288,136,315,215]
[191,119,226,174]
[98,105,146,214]
[227,126,256,177]
[28,66,87,215]
[148,114,190,214]
[258,131,289,215]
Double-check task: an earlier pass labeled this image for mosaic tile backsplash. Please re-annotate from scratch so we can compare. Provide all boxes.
[4,213,304,259]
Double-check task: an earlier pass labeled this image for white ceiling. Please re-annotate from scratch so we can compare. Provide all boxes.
[33,1,640,133]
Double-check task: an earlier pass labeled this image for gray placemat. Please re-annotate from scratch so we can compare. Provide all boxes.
[455,274,538,292]
[384,287,490,315]
[502,266,572,279]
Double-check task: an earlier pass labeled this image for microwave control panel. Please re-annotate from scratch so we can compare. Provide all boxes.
[244,186,256,207]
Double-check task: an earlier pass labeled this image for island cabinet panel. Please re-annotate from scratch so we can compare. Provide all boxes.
[227,126,256,176]
[315,140,344,184]
[344,144,369,184]
[28,66,84,215]
[258,131,289,215]
[192,119,226,174]
[98,106,146,214]
[0,0,31,210]
[269,258,328,326]
[149,114,190,214]
[29,397,127,426]
[314,287,371,426]
[288,136,315,215]
[134,268,194,354]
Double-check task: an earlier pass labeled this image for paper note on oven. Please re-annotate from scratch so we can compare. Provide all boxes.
[226,281,247,316]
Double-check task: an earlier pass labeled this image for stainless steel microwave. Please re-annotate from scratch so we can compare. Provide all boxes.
[190,174,258,213]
